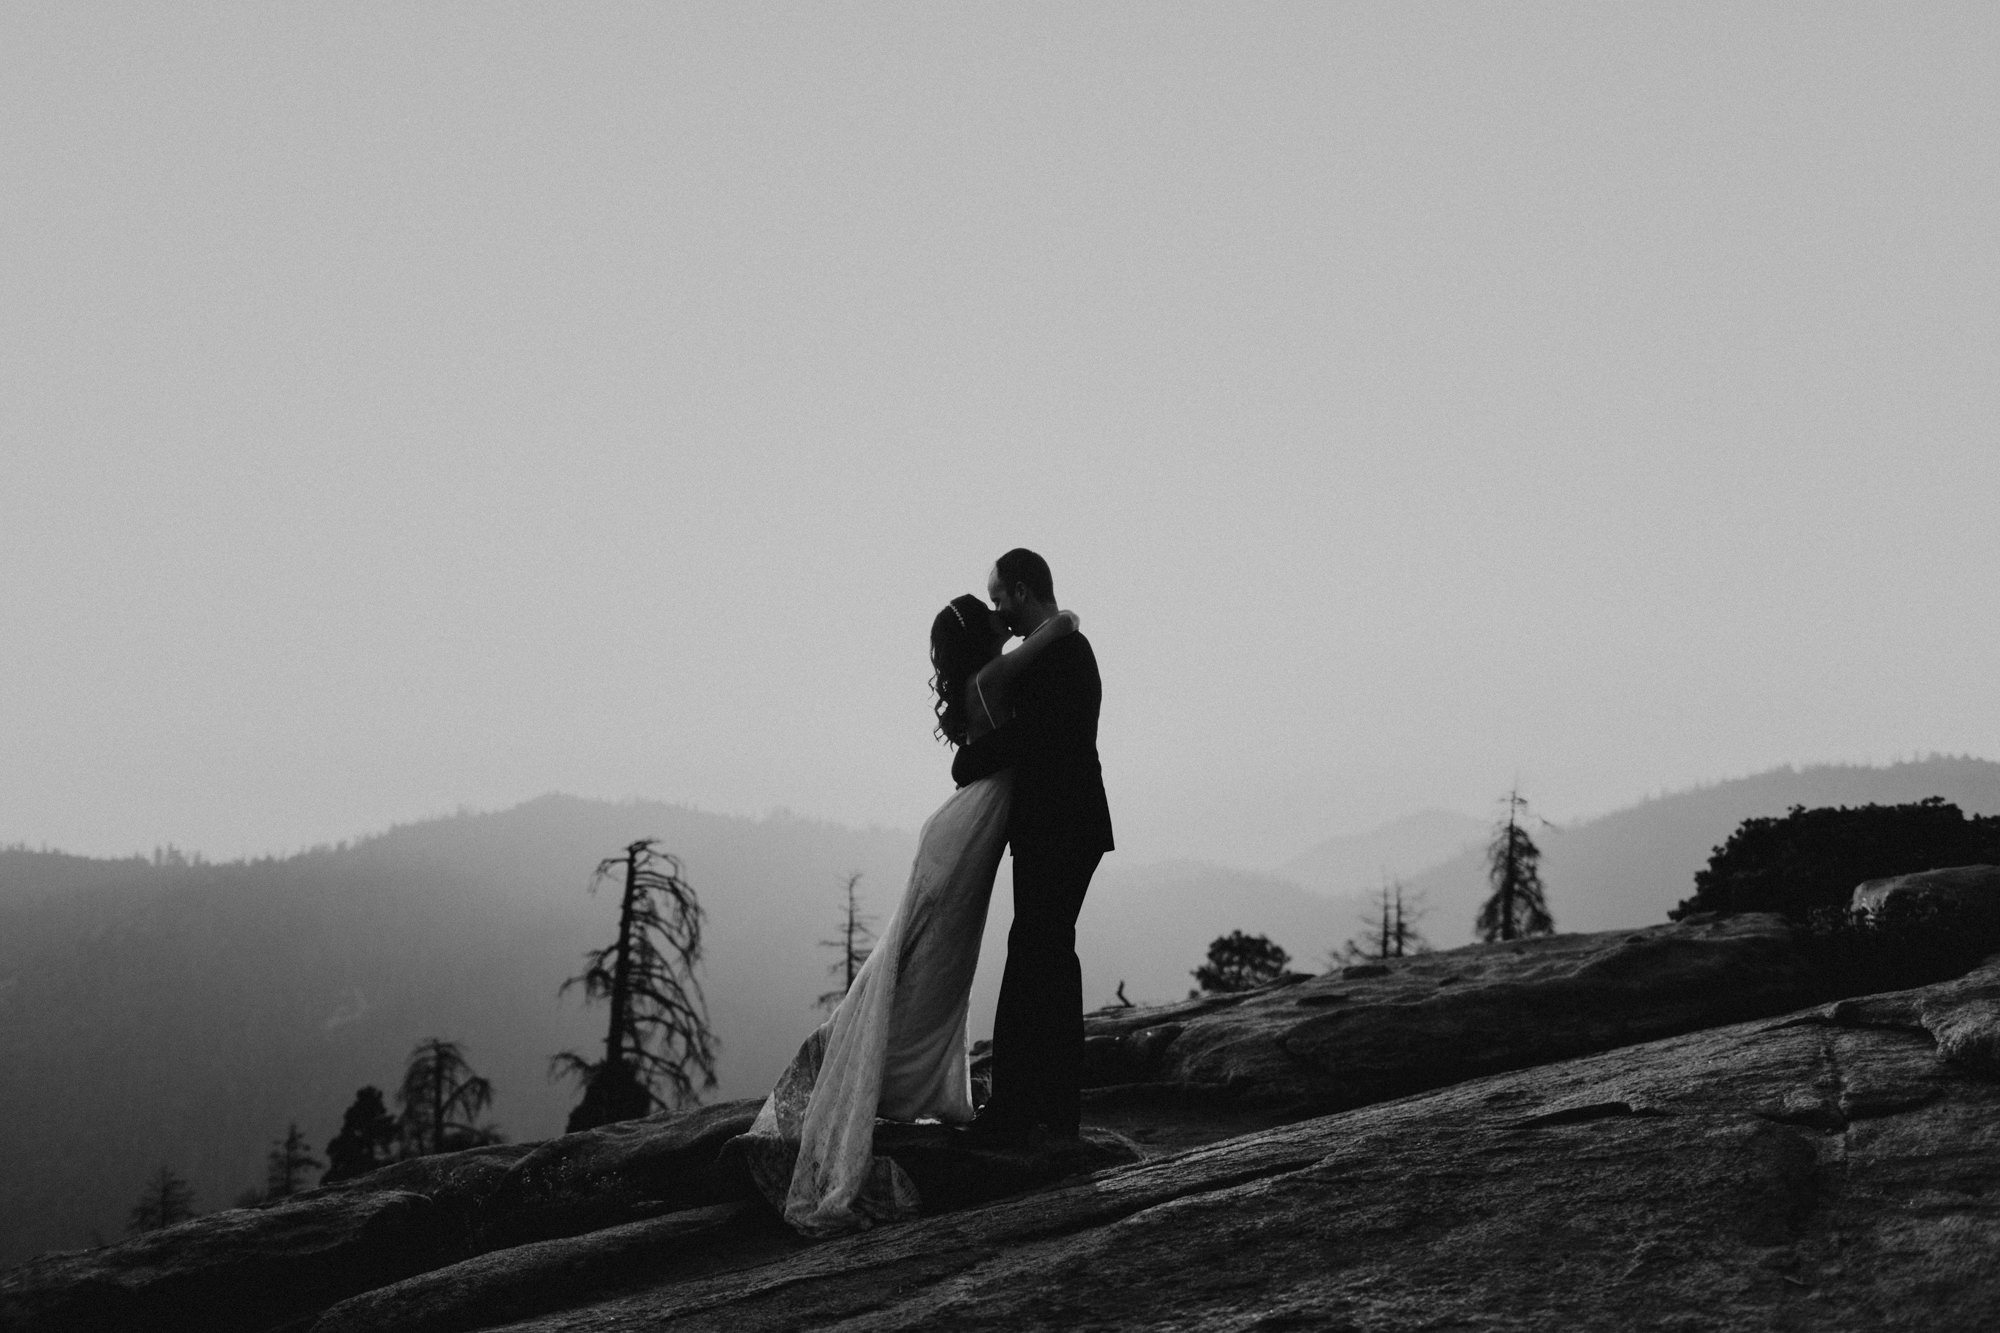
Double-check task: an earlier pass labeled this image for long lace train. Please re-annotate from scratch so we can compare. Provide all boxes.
[738,771,1012,1237]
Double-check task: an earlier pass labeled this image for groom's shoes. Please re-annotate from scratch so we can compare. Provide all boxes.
[959,1105,1079,1145]
[958,1109,1029,1144]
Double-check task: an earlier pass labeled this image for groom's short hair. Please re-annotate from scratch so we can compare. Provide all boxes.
[995,548,1055,603]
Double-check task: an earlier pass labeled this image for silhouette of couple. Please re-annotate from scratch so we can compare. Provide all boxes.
[740,548,1113,1235]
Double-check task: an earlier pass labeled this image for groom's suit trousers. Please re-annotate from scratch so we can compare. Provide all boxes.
[990,842,1104,1133]
[950,631,1113,1132]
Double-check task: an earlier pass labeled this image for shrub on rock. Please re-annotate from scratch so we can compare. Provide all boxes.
[1671,797,2000,922]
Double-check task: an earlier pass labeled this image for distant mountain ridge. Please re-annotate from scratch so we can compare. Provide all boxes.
[1403,757,2000,945]
[1276,809,1487,899]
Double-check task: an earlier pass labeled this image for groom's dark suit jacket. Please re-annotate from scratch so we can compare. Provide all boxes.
[951,632,1114,854]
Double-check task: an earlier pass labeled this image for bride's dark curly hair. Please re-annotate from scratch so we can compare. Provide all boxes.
[930,594,1002,747]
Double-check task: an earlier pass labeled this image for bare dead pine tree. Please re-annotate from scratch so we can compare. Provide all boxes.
[816,871,875,1012]
[127,1166,196,1234]
[1337,877,1430,964]
[263,1123,322,1200]
[1477,788,1556,942]
[553,838,719,1132]
[1393,881,1428,956]
[397,1038,502,1156]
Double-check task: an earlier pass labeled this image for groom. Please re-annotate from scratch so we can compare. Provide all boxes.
[952,548,1114,1138]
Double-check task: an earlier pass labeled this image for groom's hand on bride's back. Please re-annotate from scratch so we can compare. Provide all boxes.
[951,728,1016,788]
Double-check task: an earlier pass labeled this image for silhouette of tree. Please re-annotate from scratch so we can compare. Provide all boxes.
[1338,878,1430,964]
[322,1085,400,1183]
[1477,789,1555,942]
[397,1038,503,1156]
[1192,931,1290,996]
[1671,797,2000,921]
[127,1166,196,1234]
[263,1123,322,1200]
[816,871,875,1012]
[150,843,207,868]
[553,839,719,1132]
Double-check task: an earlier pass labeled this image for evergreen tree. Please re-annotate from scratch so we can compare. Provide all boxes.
[127,1166,196,1234]
[1477,789,1556,942]
[1191,931,1290,996]
[323,1085,400,1183]
[816,871,876,1011]
[553,839,719,1132]
[397,1038,503,1156]
[264,1123,322,1200]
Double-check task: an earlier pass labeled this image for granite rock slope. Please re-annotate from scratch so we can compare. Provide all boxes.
[0,1107,1135,1333]
[311,1128,1139,1333]
[1850,863,2000,921]
[1079,912,1814,1126]
[5,914,1958,1333]
[494,953,2000,1332]
[0,1105,759,1333]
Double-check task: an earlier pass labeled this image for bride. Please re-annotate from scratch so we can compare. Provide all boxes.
[736,594,1079,1237]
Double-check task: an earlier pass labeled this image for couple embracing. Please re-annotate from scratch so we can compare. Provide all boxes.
[740,548,1113,1236]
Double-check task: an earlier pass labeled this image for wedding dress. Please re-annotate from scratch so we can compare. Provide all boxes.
[739,768,1013,1237]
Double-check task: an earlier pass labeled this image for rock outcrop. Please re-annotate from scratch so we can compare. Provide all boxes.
[472,954,2000,1331]
[0,1107,1133,1333]
[1078,911,1815,1143]
[1850,863,2000,920]
[0,1108,761,1333]
[15,915,2000,1332]
[309,1204,778,1333]
[312,1127,1139,1333]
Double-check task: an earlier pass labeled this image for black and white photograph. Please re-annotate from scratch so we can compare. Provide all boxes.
[4,4,1999,1329]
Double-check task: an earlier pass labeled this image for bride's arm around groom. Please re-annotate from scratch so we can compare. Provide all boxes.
[950,609,1101,809]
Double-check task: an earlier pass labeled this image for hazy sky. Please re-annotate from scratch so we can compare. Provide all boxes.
[5,4,1996,868]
